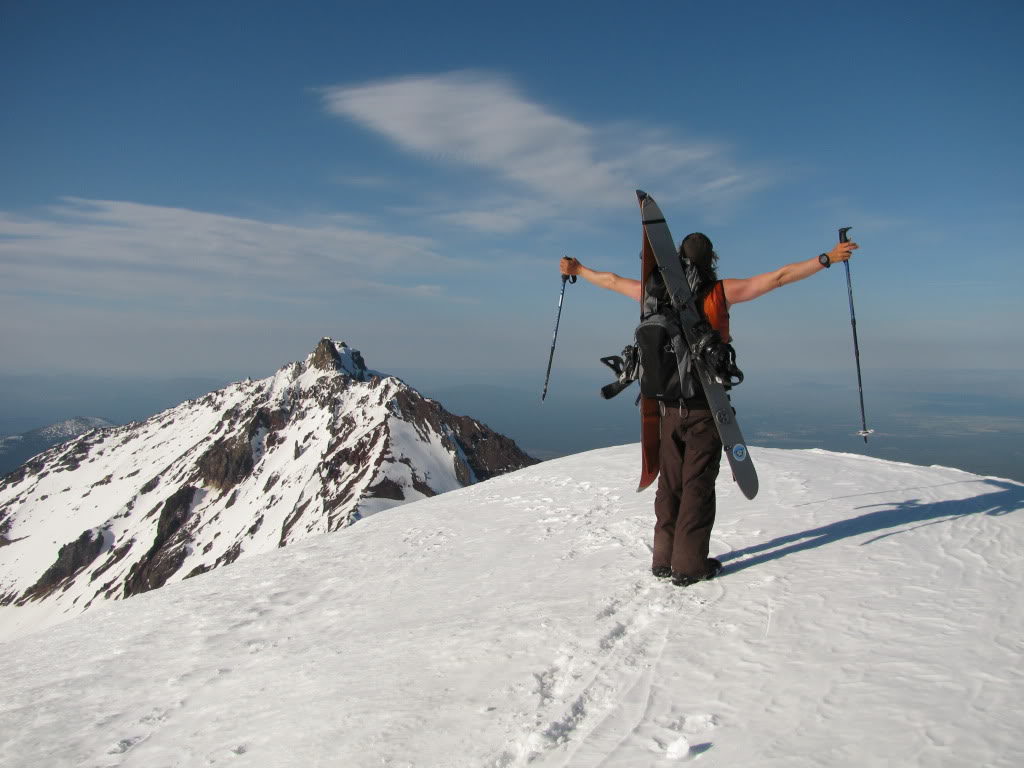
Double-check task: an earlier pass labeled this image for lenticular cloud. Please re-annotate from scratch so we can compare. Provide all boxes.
[322,71,764,214]
[322,72,621,203]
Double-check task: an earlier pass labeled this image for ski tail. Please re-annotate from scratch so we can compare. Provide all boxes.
[638,397,660,491]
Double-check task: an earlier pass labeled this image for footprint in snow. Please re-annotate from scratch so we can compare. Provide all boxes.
[108,736,144,754]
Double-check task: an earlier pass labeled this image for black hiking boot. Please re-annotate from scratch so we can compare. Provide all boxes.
[652,565,672,579]
[671,558,723,587]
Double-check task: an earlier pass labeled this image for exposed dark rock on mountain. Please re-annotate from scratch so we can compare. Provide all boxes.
[123,485,198,597]
[23,528,107,601]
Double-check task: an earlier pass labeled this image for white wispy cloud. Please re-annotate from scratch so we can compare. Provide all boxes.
[0,198,467,303]
[321,71,769,230]
[322,72,617,202]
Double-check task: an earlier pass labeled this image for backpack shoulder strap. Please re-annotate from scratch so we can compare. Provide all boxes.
[642,271,666,318]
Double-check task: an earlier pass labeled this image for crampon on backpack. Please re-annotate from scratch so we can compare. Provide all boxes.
[600,261,743,401]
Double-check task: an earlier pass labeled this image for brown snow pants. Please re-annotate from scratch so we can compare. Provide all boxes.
[652,405,722,578]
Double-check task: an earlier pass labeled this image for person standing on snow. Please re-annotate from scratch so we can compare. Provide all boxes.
[559,233,859,586]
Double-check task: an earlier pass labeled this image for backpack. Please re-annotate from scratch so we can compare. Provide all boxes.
[601,268,741,401]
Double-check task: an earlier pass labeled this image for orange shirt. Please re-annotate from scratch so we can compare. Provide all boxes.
[703,281,731,343]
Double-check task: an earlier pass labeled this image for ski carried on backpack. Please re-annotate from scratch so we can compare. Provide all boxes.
[637,227,662,491]
[599,231,661,491]
[637,190,758,500]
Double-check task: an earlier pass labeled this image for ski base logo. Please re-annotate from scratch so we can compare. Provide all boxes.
[732,444,748,462]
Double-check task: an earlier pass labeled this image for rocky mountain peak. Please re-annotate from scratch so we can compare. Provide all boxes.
[0,338,538,634]
[308,337,369,380]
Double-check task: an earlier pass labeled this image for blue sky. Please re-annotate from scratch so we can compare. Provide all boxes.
[2,0,1022,389]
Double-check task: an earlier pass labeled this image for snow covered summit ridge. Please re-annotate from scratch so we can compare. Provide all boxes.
[0,337,537,638]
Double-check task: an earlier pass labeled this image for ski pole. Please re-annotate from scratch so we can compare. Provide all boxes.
[838,227,873,442]
[541,264,576,402]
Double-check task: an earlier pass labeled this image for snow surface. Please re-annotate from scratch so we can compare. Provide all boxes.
[1,445,1022,767]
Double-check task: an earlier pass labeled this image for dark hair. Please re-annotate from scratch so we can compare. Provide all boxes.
[679,232,718,289]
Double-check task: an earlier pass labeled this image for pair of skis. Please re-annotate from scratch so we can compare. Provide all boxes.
[636,190,759,500]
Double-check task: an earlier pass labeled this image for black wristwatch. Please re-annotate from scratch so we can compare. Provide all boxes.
[818,252,831,269]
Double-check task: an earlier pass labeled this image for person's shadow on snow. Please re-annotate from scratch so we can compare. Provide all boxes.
[719,478,1023,574]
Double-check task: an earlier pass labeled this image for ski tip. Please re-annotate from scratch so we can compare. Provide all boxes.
[635,189,647,203]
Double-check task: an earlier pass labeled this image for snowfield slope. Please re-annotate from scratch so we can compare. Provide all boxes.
[0,338,535,639]
[1,445,1021,768]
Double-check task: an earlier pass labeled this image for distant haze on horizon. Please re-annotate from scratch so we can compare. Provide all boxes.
[2,357,1023,485]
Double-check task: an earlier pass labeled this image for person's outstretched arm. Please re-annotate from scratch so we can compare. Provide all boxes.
[560,257,642,302]
[723,241,859,306]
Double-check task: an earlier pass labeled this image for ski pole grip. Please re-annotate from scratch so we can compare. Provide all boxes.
[562,256,578,284]
[561,256,577,286]
[838,227,852,243]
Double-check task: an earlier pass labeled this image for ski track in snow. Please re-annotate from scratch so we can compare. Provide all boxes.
[1,445,1022,767]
